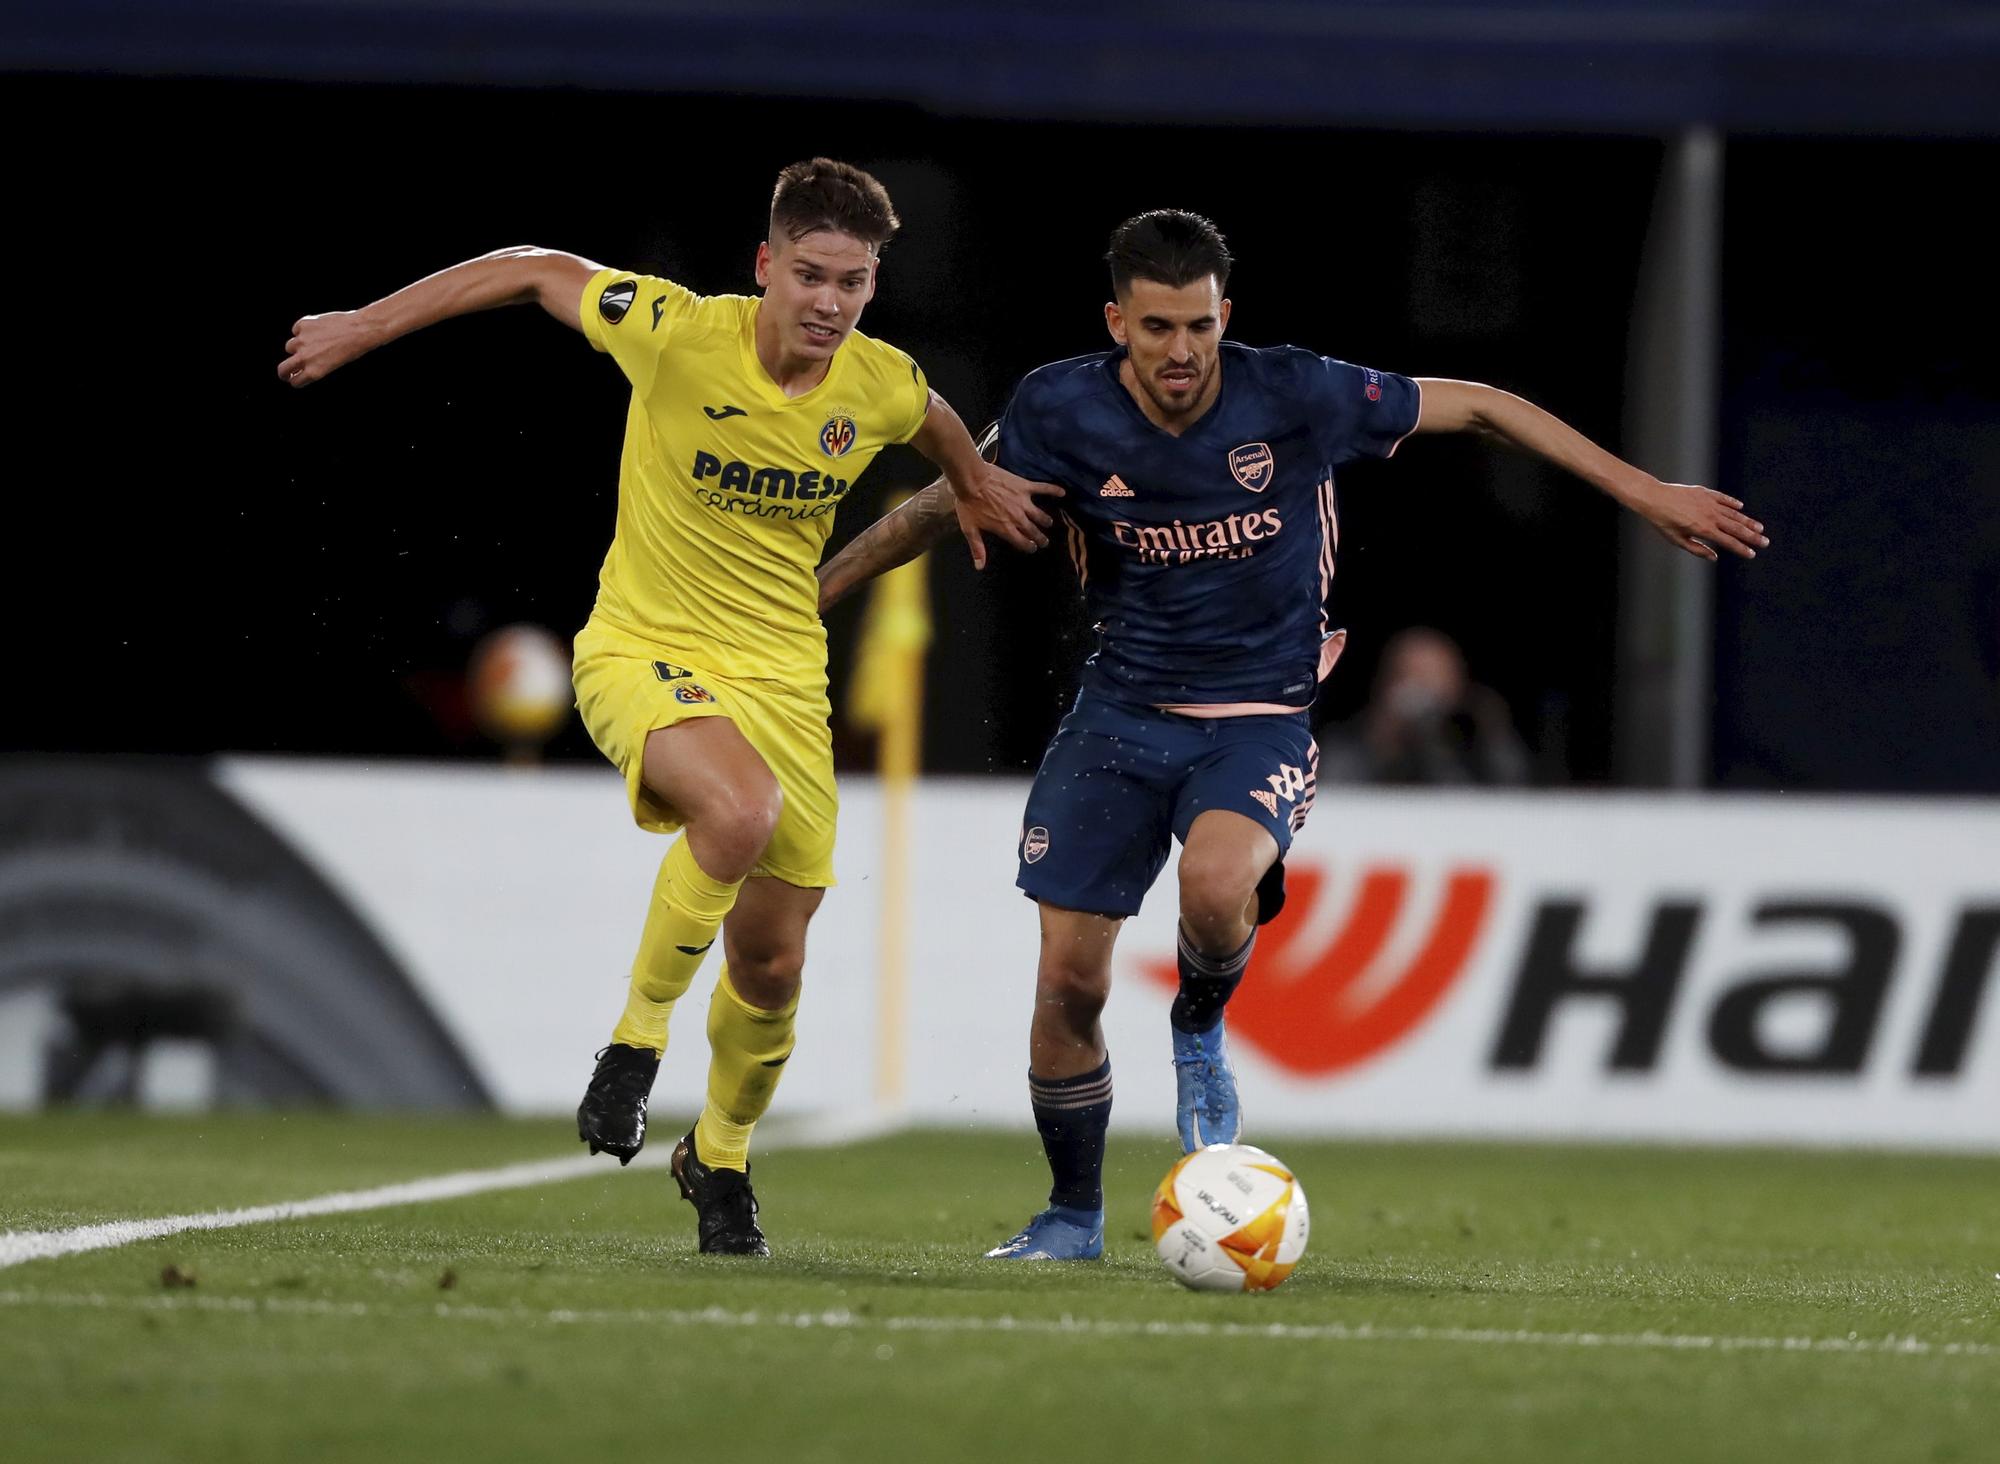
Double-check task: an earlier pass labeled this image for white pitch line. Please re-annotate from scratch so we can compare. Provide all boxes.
[0,1109,901,1272]
[0,1289,1991,1359]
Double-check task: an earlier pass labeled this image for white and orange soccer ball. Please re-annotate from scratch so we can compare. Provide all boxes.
[468,624,572,748]
[1151,1144,1310,1292]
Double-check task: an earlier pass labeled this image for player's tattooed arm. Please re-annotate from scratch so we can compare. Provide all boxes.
[279,247,603,388]
[909,395,1064,571]
[816,481,959,612]
[1412,378,1770,562]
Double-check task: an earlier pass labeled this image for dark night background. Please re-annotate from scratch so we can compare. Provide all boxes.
[8,76,1997,790]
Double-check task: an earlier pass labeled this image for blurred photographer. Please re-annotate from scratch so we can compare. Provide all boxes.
[1320,627,1531,786]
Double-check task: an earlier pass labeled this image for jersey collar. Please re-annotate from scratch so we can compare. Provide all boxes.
[740,297,849,408]
[1102,346,1229,441]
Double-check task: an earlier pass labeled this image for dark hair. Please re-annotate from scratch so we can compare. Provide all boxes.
[1106,210,1233,296]
[770,158,901,250]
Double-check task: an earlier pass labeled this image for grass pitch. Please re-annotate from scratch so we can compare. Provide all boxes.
[1,1114,1994,1464]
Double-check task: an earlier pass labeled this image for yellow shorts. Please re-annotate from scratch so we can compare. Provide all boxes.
[572,617,838,888]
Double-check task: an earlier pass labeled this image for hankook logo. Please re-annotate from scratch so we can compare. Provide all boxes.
[1142,861,2000,1083]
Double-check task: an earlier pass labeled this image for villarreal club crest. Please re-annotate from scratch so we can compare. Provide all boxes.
[819,411,858,458]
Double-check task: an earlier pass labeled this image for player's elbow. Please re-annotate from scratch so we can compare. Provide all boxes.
[815,567,847,614]
[1423,380,1507,438]
[488,246,584,303]
[484,244,555,277]
[1464,382,1533,438]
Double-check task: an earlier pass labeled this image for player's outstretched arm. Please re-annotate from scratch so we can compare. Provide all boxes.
[278,247,603,388]
[1412,379,1769,562]
[908,393,1063,570]
[816,481,958,612]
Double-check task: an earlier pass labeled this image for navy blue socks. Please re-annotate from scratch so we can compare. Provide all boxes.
[1170,924,1254,1034]
[1028,1058,1112,1211]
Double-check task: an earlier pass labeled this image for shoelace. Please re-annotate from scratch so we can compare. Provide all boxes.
[1172,1025,1230,1069]
[704,1168,760,1229]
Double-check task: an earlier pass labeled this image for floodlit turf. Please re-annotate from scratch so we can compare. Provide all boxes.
[1,1115,1995,1464]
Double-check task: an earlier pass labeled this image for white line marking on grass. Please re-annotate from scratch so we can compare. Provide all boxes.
[0,1109,899,1272]
[0,1289,1991,1359]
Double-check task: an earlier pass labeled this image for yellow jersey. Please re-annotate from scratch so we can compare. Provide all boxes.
[578,267,931,694]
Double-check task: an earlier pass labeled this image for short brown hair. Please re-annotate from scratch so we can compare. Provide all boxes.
[769,158,901,250]
[1106,209,1233,296]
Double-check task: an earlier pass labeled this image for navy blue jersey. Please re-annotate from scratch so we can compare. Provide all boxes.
[997,343,1421,708]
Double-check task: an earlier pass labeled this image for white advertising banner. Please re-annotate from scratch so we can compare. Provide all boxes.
[217,762,2000,1149]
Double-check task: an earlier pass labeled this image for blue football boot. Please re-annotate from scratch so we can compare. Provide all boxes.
[1172,1019,1242,1152]
[982,1204,1105,1260]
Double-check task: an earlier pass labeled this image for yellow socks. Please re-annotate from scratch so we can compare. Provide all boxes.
[693,966,798,1171]
[609,837,743,1053]
[610,841,798,1172]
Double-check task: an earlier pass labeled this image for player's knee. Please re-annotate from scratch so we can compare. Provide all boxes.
[1177,853,1257,945]
[1035,956,1111,1023]
[692,786,784,879]
[729,948,803,1010]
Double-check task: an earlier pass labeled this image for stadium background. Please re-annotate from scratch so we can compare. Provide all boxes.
[7,1,1997,1113]
[10,32,1999,791]
[2,7,1997,1459]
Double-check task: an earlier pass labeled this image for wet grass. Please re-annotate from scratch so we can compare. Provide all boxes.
[2,1116,1994,1463]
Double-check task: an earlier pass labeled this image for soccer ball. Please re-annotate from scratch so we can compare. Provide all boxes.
[468,624,572,748]
[1151,1144,1309,1292]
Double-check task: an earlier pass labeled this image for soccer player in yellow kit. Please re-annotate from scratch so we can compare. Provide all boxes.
[278,159,1057,1255]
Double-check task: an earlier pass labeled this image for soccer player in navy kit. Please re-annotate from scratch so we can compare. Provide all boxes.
[818,211,1766,1260]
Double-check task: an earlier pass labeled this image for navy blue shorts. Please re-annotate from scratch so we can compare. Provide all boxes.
[1016,691,1320,919]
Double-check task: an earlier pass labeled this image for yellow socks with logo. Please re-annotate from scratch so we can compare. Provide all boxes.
[692,966,798,1171]
[609,840,797,1171]
[610,837,743,1053]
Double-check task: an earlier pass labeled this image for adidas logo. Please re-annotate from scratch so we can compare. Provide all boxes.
[1250,789,1279,816]
[1100,475,1136,498]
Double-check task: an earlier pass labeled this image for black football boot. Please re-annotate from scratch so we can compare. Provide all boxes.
[670,1129,771,1257]
[576,1044,661,1165]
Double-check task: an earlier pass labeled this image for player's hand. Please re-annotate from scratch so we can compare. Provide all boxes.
[277,310,381,388]
[948,464,1064,571]
[1632,477,1768,562]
